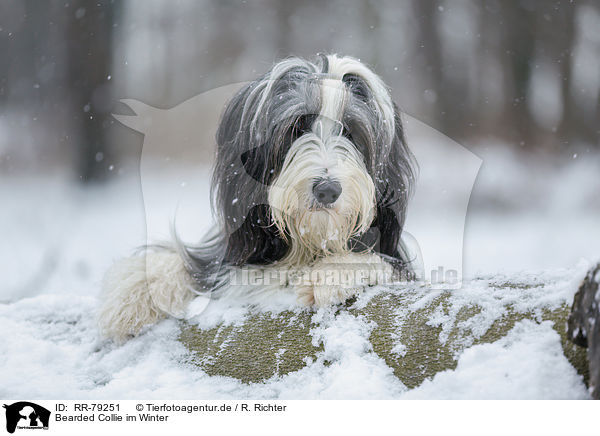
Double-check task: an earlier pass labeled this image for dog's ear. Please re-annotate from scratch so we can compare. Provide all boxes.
[351,184,401,258]
[212,79,290,266]
[224,204,288,266]
[366,103,416,265]
[240,143,268,183]
[215,80,259,149]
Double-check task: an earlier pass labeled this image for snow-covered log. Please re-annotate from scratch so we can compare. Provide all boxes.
[180,273,590,389]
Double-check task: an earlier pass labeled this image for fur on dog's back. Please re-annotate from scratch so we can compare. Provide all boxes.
[97,250,194,341]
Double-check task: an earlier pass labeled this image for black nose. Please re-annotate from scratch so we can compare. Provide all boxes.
[312,179,342,205]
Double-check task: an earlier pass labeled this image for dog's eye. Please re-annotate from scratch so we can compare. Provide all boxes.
[342,123,369,157]
[291,114,317,140]
[342,125,353,142]
[342,73,370,102]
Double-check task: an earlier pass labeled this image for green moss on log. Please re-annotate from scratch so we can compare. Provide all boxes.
[179,288,588,387]
[180,311,320,384]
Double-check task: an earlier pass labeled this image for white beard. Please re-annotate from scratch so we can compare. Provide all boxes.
[268,132,376,266]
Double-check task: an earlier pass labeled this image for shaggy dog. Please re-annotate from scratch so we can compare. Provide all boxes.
[98,54,417,341]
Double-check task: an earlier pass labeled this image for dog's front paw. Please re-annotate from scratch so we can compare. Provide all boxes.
[295,252,393,307]
[312,283,361,307]
[296,283,316,306]
[296,282,360,307]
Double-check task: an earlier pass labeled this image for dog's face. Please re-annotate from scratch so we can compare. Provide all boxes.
[212,54,415,267]
[267,76,377,262]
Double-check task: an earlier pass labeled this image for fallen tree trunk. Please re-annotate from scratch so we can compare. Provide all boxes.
[179,273,590,389]
[568,263,600,399]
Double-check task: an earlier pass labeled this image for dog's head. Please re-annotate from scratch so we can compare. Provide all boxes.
[212,54,416,267]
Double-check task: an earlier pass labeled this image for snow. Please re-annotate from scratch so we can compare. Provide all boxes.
[1,148,599,399]
[0,277,591,399]
[403,320,590,400]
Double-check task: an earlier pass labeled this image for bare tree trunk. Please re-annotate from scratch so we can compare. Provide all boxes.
[4,1,50,106]
[361,0,382,67]
[597,91,600,146]
[0,24,8,103]
[498,1,536,149]
[65,0,118,183]
[555,2,578,149]
[412,0,445,133]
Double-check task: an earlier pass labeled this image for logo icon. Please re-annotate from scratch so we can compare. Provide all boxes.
[3,402,50,434]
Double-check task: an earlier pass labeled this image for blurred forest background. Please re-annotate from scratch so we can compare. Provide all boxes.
[1,0,598,181]
[3,1,600,400]
[1,0,600,301]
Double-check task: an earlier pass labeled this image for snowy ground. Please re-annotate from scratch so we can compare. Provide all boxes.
[1,148,599,399]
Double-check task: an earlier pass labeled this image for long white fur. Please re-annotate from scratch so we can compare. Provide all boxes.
[97,250,195,342]
[268,132,375,265]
